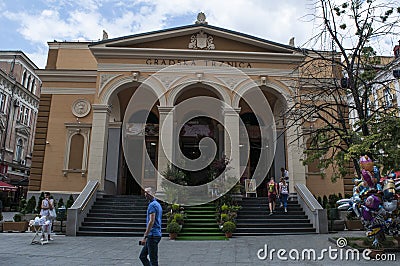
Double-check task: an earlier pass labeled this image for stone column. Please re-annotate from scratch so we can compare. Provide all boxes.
[87,104,111,191]
[157,106,174,191]
[224,107,241,179]
[286,124,306,192]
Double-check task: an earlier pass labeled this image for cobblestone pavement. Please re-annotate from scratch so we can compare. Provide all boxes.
[0,231,398,265]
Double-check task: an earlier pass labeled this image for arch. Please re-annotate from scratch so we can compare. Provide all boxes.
[168,82,231,107]
[232,78,291,109]
[100,76,167,106]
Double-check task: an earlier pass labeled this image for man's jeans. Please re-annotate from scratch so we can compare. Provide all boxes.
[139,236,161,266]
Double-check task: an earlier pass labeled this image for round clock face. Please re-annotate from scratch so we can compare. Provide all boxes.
[72,99,91,118]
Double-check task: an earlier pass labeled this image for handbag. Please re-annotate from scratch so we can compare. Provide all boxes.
[49,208,57,219]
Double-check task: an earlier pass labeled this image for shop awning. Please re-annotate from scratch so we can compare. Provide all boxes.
[0,181,17,192]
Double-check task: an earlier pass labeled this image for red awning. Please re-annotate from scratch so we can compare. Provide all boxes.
[0,181,17,192]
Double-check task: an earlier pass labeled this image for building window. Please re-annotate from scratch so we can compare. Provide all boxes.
[383,88,392,108]
[24,108,30,126]
[68,134,84,170]
[22,71,27,87]
[0,93,7,113]
[15,139,23,162]
[63,123,91,176]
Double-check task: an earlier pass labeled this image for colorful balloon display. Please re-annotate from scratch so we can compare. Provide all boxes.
[336,155,400,248]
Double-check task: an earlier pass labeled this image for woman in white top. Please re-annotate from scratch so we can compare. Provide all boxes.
[40,192,54,241]
[279,178,289,213]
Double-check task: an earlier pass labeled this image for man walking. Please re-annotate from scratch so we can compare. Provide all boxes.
[139,187,162,266]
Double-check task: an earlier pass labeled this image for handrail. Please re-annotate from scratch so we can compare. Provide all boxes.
[70,180,99,211]
[67,180,99,236]
[81,182,99,212]
[295,183,327,234]
[295,184,323,211]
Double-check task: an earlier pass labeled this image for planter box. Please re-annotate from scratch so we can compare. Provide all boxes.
[3,221,29,232]
[345,220,363,230]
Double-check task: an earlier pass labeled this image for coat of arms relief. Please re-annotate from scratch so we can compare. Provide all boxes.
[188,30,215,50]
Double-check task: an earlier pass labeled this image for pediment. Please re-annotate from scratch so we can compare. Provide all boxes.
[90,24,297,54]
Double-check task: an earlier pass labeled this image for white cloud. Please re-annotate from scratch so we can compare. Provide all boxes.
[3,0,396,68]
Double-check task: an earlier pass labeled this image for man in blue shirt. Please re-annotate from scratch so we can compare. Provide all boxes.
[139,187,162,266]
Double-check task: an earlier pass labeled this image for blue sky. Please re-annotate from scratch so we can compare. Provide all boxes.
[0,0,397,68]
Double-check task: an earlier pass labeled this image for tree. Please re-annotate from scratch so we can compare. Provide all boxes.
[286,0,400,180]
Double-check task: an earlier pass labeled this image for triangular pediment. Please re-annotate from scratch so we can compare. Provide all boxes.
[90,24,298,54]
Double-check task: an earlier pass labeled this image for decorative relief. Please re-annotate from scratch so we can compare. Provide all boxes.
[72,99,91,118]
[99,74,121,89]
[188,30,215,50]
[158,75,186,89]
[216,76,247,90]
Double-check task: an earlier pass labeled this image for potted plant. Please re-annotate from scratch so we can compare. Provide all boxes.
[166,220,181,240]
[345,212,363,230]
[173,213,184,226]
[222,221,236,238]
[3,213,29,232]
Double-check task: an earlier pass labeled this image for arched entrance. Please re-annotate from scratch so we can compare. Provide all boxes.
[173,85,225,186]
[106,83,161,195]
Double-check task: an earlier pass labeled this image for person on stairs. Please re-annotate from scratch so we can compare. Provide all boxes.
[279,178,289,213]
[267,177,279,215]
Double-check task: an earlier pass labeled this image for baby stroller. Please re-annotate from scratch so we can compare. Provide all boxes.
[29,216,51,245]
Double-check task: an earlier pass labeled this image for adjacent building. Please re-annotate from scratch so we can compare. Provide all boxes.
[0,51,40,193]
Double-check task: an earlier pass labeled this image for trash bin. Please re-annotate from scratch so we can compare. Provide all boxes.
[57,207,66,233]
[57,207,66,220]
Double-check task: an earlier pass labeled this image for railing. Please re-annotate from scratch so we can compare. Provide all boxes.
[295,184,328,233]
[66,180,99,236]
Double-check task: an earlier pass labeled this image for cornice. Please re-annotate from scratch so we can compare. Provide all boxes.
[41,87,96,94]
[90,47,305,64]
[36,70,97,83]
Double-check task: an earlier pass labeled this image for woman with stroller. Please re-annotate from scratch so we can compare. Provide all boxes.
[40,192,55,241]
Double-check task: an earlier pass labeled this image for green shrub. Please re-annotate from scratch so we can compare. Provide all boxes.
[13,213,22,222]
[26,196,36,214]
[174,213,184,225]
[36,192,45,213]
[166,221,181,233]
[222,221,236,233]
[18,198,27,214]
[66,194,75,209]
[322,195,328,209]
[221,213,229,223]
[171,203,180,212]
[57,198,65,208]
[221,204,229,213]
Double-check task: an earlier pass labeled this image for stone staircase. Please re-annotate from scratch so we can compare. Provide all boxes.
[235,196,316,236]
[178,204,225,240]
[77,195,167,237]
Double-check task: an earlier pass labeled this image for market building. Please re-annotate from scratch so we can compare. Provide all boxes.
[28,14,345,199]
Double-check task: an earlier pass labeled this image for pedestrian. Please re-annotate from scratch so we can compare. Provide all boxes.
[40,192,54,241]
[280,167,289,193]
[279,178,289,213]
[139,187,163,266]
[267,177,278,215]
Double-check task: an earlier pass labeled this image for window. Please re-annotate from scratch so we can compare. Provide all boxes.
[24,108,30,125]
[383,88,392,108]
[68,134,84,169]
[0,93,6,113]
[21,71,27,86]
[63,124,91,176]
[15,139,23,162]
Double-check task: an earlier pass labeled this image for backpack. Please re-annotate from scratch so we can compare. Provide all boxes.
[268,182,275,193]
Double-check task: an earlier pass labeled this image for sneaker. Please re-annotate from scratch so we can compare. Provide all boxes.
[48,237,54,241]
[268,212,273,216]
[284,208,287,213]
[40,237,46,241]
[280,203,283,208]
